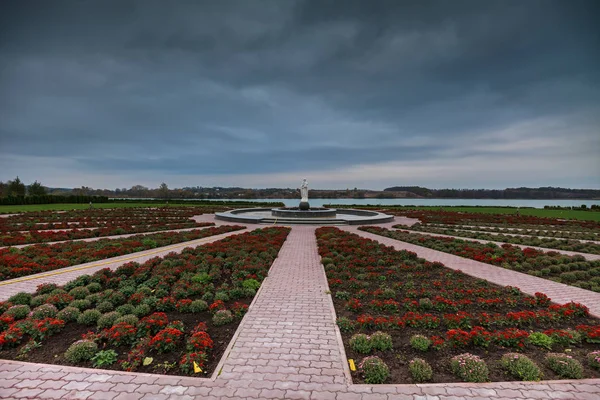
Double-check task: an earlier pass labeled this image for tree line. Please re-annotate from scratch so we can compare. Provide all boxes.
[0,177,108,205]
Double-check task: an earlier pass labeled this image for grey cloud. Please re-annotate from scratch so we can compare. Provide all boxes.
[0,0,598,189]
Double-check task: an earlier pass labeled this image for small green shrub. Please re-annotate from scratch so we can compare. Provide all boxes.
[321,257,334,266]
[419,298,433,310]
[501,353,543,381]
[92,350,118,367]
[30,304,58,319]
[77,309,102,326]
[114,314,138,326]
[97,312,121,329]
[335,291,350,300]
[336,317,355,333]
[358,356,389,384]
[133,304,151,318]
[214,291,230,302]
[69,299,91,311]
[57,307,81,322]
[242,279,260,291]
[450,353,489,383]
[5,305,30,320]
[587,351,600,370]
[86,282,102,293]
[30,294,50,308]
[115,304,135,315]
[64,340,98,363]
[370,331,393,351]
[409,358,433,382]
[545,353,583,379]
[96,301,114,313]
[201,292,214,303]
[189,300,208,313]
[36,283,58,295]
[528,332,553,350]
[212,310,233,326]
[68,287,90,300]
[8,292,32,306]
[410,334,431,352]
[350,333,372,354]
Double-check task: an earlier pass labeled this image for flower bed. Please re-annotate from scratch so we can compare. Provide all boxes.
[0,207,234,246]
[389,209,600,230]
[0,225,245,281]
[362,226,600,292]
[400,224,600,255]
[0,227,290,377]
[317,227,600,384]
[420,224,599,241]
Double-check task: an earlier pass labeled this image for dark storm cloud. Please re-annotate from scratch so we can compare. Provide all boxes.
[0,0,598,189]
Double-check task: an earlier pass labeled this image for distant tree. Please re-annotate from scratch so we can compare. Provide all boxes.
[159,182,169,199]
[28,180,47,196]
[7,176,26,196]
[0,181,6,197]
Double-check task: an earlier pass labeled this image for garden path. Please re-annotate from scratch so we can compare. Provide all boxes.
[1,222,599,399]
[345,226,600,317]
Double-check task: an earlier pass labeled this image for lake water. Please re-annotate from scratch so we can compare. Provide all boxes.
[194,198,600,209]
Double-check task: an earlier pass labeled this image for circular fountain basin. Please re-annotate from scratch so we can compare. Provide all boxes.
[271,207,337,218]
[215,207,394,225]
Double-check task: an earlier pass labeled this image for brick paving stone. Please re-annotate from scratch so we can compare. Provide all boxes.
[3,224,600,399]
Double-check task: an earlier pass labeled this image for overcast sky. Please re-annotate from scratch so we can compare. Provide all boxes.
[1,0,598,190]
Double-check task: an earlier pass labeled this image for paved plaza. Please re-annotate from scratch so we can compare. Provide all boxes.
[1,216,599,399]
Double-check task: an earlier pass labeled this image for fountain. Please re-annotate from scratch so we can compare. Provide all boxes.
[215,179,395,225]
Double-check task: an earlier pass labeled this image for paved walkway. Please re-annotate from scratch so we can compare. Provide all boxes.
[346,226,600,317]
[1,222,600,399]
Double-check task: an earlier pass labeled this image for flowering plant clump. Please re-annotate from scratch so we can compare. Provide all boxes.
[187,331,213,352]
[450,353,489,383]
[545,353,584,379]
[64,340,98,363]
[587,350,600,370]
[208,300,226,313]
[500,353,543,381]
[149,327,183,353]
[369,331,393,351]
[576,325,600,343]
[180,352,208,375]
[408,358,433,382]
[231,302,249,318]
[0,314,15,332]
[349,333,372,354]
[409,334,431,352]
[28,317,65,341]
[0,324,24,349]
[5,305,31,320]
[30,304,58,320]
[544,329,581,346]
[120,337,150,371]
[212,310,233,326]
[494,328,529,348]
[358,356,390,384]
[101,322,138,346]
[138,312,169,336]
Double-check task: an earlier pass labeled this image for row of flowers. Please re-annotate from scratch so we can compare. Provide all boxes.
[402,224,600,255]
[388,209,600,230]
[0,222,215,246]
[0,225,245,281]
[421,223,600,241]
[360,226,600,292]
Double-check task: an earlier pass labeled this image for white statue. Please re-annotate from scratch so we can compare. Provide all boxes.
[300,179,309,202]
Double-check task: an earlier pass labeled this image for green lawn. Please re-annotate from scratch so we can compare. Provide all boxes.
[328,204,600,221]
[0,202,199,213]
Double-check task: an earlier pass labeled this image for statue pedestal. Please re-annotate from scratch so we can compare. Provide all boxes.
[299,201,310,210]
